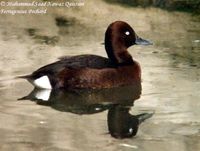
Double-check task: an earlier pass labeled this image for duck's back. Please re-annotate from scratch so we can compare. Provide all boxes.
[30,55,114,78]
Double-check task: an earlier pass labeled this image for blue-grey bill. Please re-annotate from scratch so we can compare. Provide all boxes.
[135,36,153,45]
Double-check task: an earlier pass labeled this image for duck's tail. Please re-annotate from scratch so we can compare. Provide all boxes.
[15,74,32,79]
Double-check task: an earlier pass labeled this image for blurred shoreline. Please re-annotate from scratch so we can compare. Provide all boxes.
[104,0,200,14]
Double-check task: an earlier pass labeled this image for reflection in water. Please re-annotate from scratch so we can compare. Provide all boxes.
[108,105,153,138]
[19,85,153,139]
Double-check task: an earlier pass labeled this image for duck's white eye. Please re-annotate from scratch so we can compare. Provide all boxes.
[125,31,130,36]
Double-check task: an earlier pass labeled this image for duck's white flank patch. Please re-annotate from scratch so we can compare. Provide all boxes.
[33,76,52,89]
[35,89,52,101]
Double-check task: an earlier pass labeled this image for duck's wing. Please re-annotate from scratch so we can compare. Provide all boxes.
[22,55,114,79]
[58,54,114,69]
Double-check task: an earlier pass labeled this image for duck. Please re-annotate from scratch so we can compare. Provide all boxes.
[19,21,152,89]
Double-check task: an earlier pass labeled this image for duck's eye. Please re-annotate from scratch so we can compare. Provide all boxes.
[125,31,130,36]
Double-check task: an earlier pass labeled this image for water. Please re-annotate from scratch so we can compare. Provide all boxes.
[0,0,200,150]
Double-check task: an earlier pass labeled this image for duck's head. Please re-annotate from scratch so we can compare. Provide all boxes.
[105,21,152,65]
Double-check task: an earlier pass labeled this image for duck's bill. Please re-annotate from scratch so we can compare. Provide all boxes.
[135,36,153,45]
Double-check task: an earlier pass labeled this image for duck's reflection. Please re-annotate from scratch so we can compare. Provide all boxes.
[108,105,153,138]
[19,85,153,139]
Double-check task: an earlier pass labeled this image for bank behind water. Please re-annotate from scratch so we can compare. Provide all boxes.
[104,0,200,13]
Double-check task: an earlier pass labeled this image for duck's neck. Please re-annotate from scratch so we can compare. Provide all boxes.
[105,41,134,65]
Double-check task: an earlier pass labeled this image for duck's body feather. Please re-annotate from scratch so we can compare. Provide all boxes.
[28,55,114,79]
[22,54,140,89]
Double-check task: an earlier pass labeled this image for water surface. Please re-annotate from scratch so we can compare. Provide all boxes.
[0,0,200,150]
